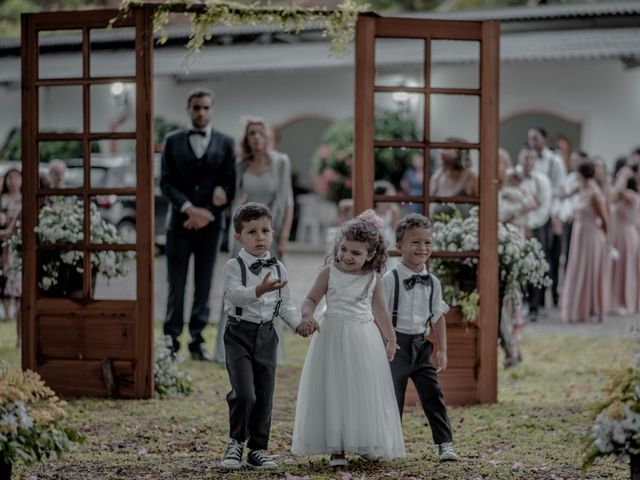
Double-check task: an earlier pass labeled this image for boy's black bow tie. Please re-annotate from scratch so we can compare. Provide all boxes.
[403,274,432,290]
[188,129,206,137]
[249,257,278,275]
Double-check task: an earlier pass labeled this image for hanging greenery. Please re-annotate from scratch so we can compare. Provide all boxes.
[117,0,368,56]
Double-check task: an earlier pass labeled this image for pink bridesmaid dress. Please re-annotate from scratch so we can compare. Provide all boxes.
[561,185,610,322]
[610,196,640,315]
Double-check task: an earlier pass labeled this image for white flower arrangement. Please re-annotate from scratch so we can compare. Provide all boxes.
[584,351,640,468]
[430,207,551,323]
[7,197,132,292]
[154,336,193,397]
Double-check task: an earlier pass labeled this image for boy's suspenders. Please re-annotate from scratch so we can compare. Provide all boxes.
[391,270,401,327]
[234,257,282,320]
[391,269,439,351]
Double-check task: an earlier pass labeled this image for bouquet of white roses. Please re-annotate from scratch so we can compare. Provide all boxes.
[430,207,550,323]
[8,197,132,292]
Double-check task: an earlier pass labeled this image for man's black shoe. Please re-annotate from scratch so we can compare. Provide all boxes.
[190,347,214,361]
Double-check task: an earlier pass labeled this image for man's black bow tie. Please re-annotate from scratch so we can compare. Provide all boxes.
[188,129,206,137]
[249,257,278,275]
[403,274,432,290]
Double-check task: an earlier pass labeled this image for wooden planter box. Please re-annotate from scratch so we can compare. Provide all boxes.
[405,306,479,406]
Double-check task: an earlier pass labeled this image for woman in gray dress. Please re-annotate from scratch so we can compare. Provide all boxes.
[429,137,478,219]
[214,117,294,364]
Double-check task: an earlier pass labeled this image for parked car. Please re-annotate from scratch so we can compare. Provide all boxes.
[65,155,168,252]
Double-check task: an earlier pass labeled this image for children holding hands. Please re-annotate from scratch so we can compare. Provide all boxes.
[220,203,457,471]
[221,202,318,470]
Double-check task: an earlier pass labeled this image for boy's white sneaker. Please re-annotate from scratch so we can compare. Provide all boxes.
[220,438,244,470]
[438,442,460,462]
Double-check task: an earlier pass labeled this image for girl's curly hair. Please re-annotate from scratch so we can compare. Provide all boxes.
[329,211,388,273]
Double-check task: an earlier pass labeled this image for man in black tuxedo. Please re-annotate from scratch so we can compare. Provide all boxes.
[160,89,236,360]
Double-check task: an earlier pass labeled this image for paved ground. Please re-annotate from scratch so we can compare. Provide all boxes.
[526,305,638,338]
[96,249,638,339]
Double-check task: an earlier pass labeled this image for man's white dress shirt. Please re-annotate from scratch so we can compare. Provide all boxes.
[534,147,566,197]
[181,124,213,212]
[521,171,552,230]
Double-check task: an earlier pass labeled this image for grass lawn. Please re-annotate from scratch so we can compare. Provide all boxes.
[1,319,636,479]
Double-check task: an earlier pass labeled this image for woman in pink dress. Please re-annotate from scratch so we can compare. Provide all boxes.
[609,159,639,315]
[561,161,610,323]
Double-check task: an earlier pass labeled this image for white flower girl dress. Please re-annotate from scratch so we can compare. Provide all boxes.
[292,264,405,459]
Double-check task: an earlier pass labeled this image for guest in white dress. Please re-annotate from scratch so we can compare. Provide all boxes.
[292,210,405,467]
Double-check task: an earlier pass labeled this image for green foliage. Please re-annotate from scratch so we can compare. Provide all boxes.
[0,360,84,467]
[154,336,193,397]
[441,286,480,323]
[0,0,38,37]
[1,116,179,160]
[0,129,100,162]
[0,128,20,161]
[312,109,418,203]
[0,0,102,38]
[154,116,183,151]
[366,0,440,13]
[119,0,367,57]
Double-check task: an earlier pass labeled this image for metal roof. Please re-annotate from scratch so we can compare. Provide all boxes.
[1,25,637,83]
[403,1,640,21]
[0,2,638,81]
[1,1,639,51]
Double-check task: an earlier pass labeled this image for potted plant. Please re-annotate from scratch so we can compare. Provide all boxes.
[8,197,132,298]
[583,324,640,479]
[401,208,550,405]
[0,359,84,478]
[312,109,418,204]
[430,207,550,324]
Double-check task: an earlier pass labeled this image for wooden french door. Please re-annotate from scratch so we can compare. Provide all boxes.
[21,8,154,398]
[354,15,500,403]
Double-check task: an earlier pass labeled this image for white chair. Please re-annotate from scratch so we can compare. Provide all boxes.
[296,193,338,246]
[296,193,322,245]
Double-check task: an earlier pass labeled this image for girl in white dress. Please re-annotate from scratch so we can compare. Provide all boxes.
[292,210,405,467]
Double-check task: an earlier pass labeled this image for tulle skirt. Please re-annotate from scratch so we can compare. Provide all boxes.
[291,313,405,459]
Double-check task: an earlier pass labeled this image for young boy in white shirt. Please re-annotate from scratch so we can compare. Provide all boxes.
[221,202,318,470]
[382,213,460,462]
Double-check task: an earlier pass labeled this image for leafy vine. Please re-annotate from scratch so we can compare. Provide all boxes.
[118,0,368,56]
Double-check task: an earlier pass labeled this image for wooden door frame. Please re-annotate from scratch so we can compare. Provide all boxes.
[21,7,155,398]
[354,15,500,403]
